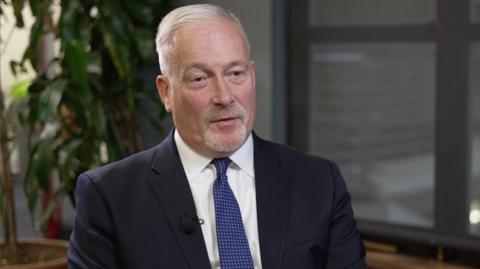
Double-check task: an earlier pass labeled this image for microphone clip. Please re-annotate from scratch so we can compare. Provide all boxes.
[179,213,204,234]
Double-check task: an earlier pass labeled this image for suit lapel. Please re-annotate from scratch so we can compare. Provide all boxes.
[148,132,210,269]
[254,135,291,269]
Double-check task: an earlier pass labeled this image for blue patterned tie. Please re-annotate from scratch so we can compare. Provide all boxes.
[213,158,254,269]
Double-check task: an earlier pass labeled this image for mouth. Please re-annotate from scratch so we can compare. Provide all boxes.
[210,116,241,128]
[212,117,237,123]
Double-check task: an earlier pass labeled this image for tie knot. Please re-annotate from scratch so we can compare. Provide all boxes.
[213,158,231,177]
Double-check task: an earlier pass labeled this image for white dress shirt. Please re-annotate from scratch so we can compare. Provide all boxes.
[174,130,262,269]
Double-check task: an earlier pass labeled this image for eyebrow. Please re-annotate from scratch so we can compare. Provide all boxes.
[225,61,249,70]
[183,60,249,74]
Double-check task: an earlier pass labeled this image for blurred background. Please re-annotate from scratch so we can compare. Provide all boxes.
[1,0,479,267]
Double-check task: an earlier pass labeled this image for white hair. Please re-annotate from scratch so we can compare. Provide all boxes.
[155,4,250,74]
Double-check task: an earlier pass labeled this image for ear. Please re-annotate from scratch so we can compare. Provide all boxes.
[156,75,172,112]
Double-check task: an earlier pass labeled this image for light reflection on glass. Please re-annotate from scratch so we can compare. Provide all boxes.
[470,203,480,225]
[469,43,480,235]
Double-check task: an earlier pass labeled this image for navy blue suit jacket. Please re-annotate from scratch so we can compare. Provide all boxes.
[68,132,366,268]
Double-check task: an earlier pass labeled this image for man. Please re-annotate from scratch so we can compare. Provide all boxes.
[68,4,366,269]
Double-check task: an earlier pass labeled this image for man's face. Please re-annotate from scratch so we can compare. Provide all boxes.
[156,19,256,158]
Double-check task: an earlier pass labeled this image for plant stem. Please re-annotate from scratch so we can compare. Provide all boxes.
[0,89,18,264]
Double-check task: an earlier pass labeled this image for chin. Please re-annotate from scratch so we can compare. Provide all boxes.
[204,127,248,154]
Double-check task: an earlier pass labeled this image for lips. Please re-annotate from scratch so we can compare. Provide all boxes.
[210,116,240,128]
[213,117,237,123]
[207,106,246,127]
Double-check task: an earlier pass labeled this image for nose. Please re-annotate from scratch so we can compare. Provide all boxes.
[212,77,234,106]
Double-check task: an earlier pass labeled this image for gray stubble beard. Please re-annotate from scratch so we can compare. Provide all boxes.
[203,104,249,154]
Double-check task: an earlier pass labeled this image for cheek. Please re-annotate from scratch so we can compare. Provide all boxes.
[176,91,208,119]
[235,89,256,128]
[240,88,256,112]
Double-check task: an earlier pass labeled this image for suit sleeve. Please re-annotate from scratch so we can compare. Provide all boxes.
[67,173,120,269]
[325,162,367,269]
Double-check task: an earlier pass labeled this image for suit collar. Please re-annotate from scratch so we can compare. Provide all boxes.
[149,130,211,269]
[253,134,291,269]
[150,129,178,174]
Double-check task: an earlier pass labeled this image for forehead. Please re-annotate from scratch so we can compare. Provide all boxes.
[169,19,250,71]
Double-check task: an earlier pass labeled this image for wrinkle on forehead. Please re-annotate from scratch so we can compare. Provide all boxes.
[162,19,250,78]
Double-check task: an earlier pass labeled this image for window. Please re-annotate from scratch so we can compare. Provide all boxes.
[309,43,435,227]
[288,0,480,255]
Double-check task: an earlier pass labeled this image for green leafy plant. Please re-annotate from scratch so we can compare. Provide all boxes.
[1,0,172,264]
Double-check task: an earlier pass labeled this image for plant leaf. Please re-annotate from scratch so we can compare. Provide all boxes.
[98,2,134,78]
[21,11,44,72]
[12,0,26,27]
[59,0,80,41]
[32,134,57,189]
[64,39,89,92]
[28,0,42,17]
[10,79,31,101]
[36,79,67,122]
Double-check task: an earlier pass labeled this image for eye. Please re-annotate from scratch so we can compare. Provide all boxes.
[192,76,205,82]
[185,73,208,89]
[227,70,247,84]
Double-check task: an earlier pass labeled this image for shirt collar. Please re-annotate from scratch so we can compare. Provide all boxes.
[174,129,254,180]
[229,133,254,178]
